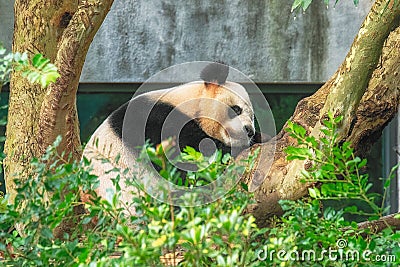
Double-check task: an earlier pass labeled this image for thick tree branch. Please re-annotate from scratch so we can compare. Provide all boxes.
[347,25,400,153]
[357,213,400,234]
[37,0,114,160]
[243,0,400,226]
[321,0,400,141]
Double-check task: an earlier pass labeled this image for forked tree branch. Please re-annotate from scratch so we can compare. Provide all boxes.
[242,0,400,226]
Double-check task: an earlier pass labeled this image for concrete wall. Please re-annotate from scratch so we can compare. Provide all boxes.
[1,0,372,82]
[0,0,14,52]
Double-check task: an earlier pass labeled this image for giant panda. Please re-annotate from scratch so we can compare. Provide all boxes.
[81,62,257,209]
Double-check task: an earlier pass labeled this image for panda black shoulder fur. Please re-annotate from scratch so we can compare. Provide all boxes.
[82,62,257,206]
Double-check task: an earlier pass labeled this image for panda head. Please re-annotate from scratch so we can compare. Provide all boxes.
[157,62,255,149]
[196,82,255,148]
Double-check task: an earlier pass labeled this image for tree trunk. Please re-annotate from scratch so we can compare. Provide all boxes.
[242,0,400,226]
[4,0,114,205]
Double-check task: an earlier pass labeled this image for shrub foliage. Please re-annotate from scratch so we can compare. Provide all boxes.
[0,116,399,266]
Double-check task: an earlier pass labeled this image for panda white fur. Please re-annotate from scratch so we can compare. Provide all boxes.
[81,62,256,209]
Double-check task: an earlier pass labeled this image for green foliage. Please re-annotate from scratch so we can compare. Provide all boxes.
[261,199,400,266]
[258,114,400,266]
[0,139,109,264]
[284,113,397,219]
[0,139,264,266]
[291,0,359,12]
[0,118,399,266]
[291,0,314,12]
[0,44,60,88]
[177,146,234,187]
[0,45,13,87]
[145,141,255,188]
[18,53,60,88]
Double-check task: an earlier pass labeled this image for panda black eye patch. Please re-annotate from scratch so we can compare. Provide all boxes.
[228,105,242,118]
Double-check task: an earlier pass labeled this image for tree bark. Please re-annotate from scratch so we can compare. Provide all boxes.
[242,0,400,226]
[4,0,114,204]
[357,213,400,234]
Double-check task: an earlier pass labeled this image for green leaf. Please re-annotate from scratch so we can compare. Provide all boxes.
[320,184,331,196]
[40,72,60,88]
[32,53,43,67]
[221,153,231,164]
[293,123,307,138]
[41,228,54,239]
[363,183,372,194]
[26,71,41,83]
[9,53,60,88]
[291,0,302,12]
[33,55,50,70]
[285,146,312,160]
[20,52,28,62]
[308,187,318,198]
[182,146,203,162]
[302,0,313,10]
[333,115,343,124]
[344,205,358,213]
[291,0,313,12]
[357,158,367,168]
[368,215,380,221]
[384,178,391,188]
[12,52,22,62]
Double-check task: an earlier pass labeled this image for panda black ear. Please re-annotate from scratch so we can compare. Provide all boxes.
[200,62,229,85]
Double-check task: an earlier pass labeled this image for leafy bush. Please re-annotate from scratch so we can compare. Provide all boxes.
[285,114,398,219]
[145,142,239,187]
[0,116,399,266]
[0,44,59,88]
[0,137,263,266]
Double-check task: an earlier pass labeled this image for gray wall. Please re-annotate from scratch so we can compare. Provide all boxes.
[0,0,14,52]
[1,0,372,82]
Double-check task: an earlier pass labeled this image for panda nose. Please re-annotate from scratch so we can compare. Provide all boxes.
[244,125,254,138]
